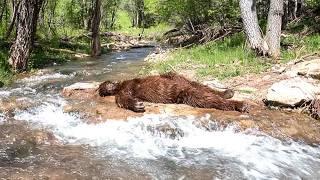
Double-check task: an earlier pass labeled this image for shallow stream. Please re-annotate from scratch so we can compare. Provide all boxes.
[0,48,320,179]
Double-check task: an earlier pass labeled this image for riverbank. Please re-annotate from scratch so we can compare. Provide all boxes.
[0,33,156,86]
[143,33,320,80]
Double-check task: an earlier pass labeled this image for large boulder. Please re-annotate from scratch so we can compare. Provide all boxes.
[286,59,320,79]
[265,78,319,107]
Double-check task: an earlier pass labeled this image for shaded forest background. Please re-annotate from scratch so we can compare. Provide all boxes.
[0,0,319,84]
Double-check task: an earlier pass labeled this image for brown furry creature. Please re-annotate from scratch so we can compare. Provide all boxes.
[98,72,248,113]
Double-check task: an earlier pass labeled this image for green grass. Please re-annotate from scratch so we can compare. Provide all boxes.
[144,33,271,80]
[144,32,320,80]
[281,34,320,62]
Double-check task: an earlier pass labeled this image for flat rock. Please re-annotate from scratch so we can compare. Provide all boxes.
[62,82,101,98]
[265,77,319,107]
[286,59,320,79]
[203,80,228,90]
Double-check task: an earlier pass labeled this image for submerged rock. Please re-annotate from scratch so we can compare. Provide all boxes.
[264,78,319,107]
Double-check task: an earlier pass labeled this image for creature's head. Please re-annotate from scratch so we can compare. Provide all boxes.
[98,81,119,96]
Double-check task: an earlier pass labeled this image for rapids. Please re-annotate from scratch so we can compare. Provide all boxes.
[1,48,320,179]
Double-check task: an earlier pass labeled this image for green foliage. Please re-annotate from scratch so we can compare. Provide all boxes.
[0,41,13,85]
[157,0,240,26]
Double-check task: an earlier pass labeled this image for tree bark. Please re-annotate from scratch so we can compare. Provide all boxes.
[136,0,144,28]
[265,0,283,59]
[282,0,288,28]
[90,0,101,57]
[8,0,43,72]
[239,0,268,55]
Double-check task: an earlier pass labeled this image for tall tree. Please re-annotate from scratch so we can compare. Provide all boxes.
[8,0,44,72]
[91,0,101,57]
[135,0,144,28]
[265,0,284,59]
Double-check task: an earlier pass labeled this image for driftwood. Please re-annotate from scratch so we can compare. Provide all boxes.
[163,24,242,47]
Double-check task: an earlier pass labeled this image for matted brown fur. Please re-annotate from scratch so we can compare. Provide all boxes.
[98,72,248,113]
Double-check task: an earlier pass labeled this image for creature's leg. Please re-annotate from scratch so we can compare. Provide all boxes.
[115,92,145,112]
[177,88,248,112]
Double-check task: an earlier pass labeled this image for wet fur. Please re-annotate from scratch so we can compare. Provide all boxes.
[98,72,248,113]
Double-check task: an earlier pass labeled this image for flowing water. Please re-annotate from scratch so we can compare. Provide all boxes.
[0,48,320,179]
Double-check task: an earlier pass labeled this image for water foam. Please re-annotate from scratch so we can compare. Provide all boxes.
[17,72,75,86]
[0,90,11,98]
[14,97,320,179]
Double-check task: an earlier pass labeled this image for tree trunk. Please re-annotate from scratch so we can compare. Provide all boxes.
[282,0,288,29]
[87,0,94,31]
[239,0,268,55]
[8,0,43,72]
[137,0,144,28]
[31,0,44,43]
[265,0,283,59]
[288,0,297,20]
[91,0,101,57]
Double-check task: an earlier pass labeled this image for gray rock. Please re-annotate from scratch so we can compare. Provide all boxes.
[265,78,319,107]
[286,59,320,79]
[203,80,228,90]
[62,82,100,97]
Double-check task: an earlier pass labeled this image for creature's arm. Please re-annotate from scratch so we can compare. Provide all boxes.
[115,89,145,112]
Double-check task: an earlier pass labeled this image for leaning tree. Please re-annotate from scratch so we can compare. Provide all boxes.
[240,0,284,59]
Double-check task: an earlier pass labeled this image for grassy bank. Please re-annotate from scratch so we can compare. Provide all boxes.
[143,33,320,80]
[0,38,88,86]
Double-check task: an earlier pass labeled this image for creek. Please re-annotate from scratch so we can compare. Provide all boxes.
[0,48,320,179]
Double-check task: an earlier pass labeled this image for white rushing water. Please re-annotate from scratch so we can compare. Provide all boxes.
[0,90,11,98]
[14,96,320,179]
[17,72,75,86]
[0,113,5,123]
